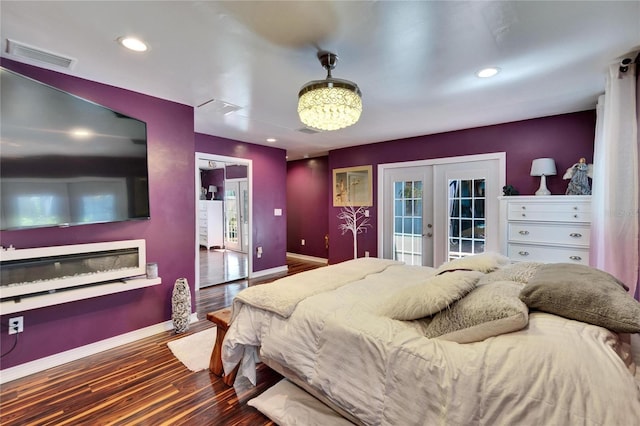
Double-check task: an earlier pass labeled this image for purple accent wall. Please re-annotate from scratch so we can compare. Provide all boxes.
[327,111,596,264]
[194,134,287,272]
[287,157,330,258]
[201,169,224,200]
[0,59,196,369]
[226,165,248,179]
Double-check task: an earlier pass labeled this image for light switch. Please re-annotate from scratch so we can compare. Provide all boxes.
[274,208,282,216]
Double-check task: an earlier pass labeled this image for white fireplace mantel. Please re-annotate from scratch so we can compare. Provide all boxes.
[0,239,162,315]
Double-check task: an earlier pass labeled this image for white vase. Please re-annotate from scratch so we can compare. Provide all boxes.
[171,278,191,333]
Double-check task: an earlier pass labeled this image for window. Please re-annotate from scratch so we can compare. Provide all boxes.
[448,179,485,260]
[393,180,423,265]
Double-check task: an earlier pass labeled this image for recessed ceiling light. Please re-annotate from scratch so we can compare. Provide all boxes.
[118,36,148,52]
[475,67,500,78]
[70,128,92,138]
[266,138,277,143]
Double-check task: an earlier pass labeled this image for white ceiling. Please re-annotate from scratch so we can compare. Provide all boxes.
[1,1,639,161]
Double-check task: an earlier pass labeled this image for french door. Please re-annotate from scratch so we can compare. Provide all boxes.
[224,179,248,253]
[381,166,434,266]
[380,154,504,267]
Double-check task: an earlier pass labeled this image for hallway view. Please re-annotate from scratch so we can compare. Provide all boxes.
[199,247,248,287]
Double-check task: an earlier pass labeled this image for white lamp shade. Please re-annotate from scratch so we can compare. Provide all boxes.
[208,185,217,193]
[530,158,557,176]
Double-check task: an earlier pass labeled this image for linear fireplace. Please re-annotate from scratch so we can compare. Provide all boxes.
[1,240,150,307]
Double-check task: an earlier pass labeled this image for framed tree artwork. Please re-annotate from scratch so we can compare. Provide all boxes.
[333,165,373,207]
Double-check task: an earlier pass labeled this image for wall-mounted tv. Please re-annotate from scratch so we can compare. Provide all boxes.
[0,67,150,231]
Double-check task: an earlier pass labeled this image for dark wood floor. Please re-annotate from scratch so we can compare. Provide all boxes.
[0,257,324,426]
[199,248,248,288]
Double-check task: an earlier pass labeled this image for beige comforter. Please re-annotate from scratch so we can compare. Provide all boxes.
[223,259,640,425]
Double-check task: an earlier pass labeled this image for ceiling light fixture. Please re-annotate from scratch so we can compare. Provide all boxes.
[118,36,148,52]
[476,67,500,78]
[298,51,362,131]
[266,138,277,143]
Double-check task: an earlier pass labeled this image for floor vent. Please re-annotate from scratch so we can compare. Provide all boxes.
[6,39,76,69]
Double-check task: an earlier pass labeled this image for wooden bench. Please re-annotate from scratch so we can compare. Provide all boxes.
[206,307,238,386]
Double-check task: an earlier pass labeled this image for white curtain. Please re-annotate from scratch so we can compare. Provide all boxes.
[590,62,639,299]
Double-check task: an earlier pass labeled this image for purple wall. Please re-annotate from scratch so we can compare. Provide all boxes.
[287,157,330,258]
[0,59,196,369]
[327,111,596,264]
[201,169,224,200]
[194,134,287,272]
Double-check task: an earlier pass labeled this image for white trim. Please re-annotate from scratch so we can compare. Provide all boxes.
[0,313,201,384]
[251,265,288,279]
[286,252,328,264]
[1,277,161,315]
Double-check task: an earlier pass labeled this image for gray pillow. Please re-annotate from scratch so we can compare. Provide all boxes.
[476,261,544,286]
[426,281,529,343]
[519,263,640,333]
[378,270,482,320]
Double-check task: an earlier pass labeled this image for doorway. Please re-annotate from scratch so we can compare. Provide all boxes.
[378,153,505,267]
[195,153,252,290]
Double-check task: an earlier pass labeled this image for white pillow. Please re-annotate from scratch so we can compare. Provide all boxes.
[435,252,510,275]
[425,280,529,343]
[378,270,482,320]
[248,379,353,426]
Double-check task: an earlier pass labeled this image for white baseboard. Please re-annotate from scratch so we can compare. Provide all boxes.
[251,265,288,279]
[0,312,200,384]
[286,252,328,264]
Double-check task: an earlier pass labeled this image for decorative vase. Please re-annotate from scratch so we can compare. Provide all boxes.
[172,278,191,333]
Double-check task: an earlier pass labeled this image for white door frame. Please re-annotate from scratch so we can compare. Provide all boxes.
[378,152,506,264]
[194,153,253,291]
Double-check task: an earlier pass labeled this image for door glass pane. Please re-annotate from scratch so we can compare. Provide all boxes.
[393,179,423,265]
[448,178,486,260]
[225,189,238,244]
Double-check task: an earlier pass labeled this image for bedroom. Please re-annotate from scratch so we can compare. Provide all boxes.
[1,1,639,423]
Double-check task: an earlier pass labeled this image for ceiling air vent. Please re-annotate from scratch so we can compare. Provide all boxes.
[6,39,76,69]
[297,127,320,134]
[197,98,242,115]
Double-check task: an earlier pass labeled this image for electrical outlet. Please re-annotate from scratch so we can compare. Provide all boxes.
[8,316,23,334]
[364,251,370,257]
[301,239,305,246]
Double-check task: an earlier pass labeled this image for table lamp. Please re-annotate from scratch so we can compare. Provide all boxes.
[208,185,217,200]
[530,158,556,196]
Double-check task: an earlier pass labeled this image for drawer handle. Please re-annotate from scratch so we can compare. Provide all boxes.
[573,206,578,210]
[573,214,578,218]
[521,206,526,210]
[518,251,530,256]
[569,255,582,261]
[519,230,530,235]
[569,233,582,238]
[521,213,526,217]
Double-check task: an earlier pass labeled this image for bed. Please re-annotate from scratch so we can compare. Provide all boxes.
[221,254,640,425]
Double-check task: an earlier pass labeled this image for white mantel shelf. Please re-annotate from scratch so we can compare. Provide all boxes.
[1,277,161,315]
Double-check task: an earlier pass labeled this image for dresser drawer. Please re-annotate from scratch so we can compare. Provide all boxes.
[507,201,590,222]
[508,222,590,246]
[507,243,589,265]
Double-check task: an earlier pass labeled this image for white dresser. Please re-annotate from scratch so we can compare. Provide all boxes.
[499,195,591,265]
[199,200,224,250]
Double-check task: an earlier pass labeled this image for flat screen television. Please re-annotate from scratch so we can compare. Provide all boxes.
[0,67,150,231]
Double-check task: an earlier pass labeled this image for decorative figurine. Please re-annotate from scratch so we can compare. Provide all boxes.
[563,157,593,195]
[502,185,519,196]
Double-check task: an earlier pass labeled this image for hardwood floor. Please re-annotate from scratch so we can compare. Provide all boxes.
[0,257,324,426]
[199,248,248,288]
